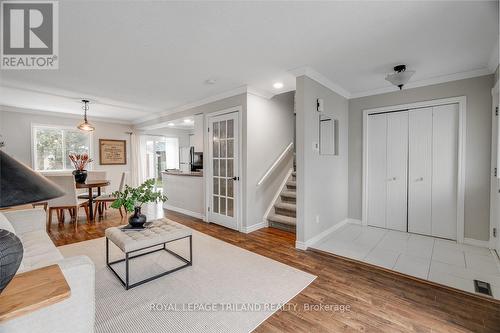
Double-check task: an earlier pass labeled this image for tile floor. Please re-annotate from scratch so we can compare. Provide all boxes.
[312,223,500,300]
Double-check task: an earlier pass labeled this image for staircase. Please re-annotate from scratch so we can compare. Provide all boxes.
[267,170,296,232]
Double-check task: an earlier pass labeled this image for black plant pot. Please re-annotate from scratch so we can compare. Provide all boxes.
[72,169,87,184]
[127,207,147,229]
[0,229,23,294]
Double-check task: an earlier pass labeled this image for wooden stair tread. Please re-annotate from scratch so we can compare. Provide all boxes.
[280,191,297,198]
[274,202,296,211]
[268,214,296,226]
[286,181,296,187]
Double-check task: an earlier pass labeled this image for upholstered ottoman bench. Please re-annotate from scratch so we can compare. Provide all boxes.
[105,218,192,289]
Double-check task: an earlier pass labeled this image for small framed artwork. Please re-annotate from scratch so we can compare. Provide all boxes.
[99,139,126,165]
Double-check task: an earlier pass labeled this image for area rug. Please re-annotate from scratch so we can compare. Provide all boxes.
[59,221,316,333]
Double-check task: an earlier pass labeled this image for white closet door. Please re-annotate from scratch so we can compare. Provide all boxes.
[367,114,387,228]
[386,111,408,231]
[408,108,433,235]
[432,104,459,239]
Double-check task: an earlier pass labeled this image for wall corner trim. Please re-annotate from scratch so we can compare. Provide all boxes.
[243,221,269,234]
[463,237,491,249]
[289,66,351,99]
[296,218,356,250]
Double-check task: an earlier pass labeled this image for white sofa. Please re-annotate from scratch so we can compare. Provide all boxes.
[0,208,95,333]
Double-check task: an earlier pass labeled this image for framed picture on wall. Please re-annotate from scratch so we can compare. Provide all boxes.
[99,139,126,165]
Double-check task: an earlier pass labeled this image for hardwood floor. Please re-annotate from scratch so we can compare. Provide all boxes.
[46,206,500,333]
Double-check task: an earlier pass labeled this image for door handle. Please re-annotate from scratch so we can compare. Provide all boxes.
[415,177,424,182]
[387,177,397,181]
[232,177,240,181]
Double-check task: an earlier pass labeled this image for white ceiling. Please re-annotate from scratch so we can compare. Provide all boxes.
[165,116,195,130]
[0,1,498,123]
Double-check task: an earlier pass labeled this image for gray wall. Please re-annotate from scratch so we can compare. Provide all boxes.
[246,92,295,228]
[296,76,349,243]
[348,75,494,241]
[0,109,132,192]
[136,94,251,227]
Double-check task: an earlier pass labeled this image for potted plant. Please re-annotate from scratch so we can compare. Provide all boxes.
[69,152,93,183]
[110,179,168,228]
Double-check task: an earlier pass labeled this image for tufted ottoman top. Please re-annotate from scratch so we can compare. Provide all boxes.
[105,218,192,253]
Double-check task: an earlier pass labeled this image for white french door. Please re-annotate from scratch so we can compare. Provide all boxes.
[207,111,239,230]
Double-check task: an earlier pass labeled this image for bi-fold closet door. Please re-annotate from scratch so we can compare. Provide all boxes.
[367,111,408,232]
[367,104,459,240]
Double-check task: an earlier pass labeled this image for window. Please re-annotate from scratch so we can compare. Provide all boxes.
[32,125,91,171]
[145,136,179,181]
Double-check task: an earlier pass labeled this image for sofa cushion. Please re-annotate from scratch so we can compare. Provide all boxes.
[17,230,63,273]
[0,212,16,234]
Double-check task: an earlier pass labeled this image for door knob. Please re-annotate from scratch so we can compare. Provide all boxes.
[232,176,239,181]
[415,177,424,182]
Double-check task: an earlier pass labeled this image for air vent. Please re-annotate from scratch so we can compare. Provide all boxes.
[474,280,493,296]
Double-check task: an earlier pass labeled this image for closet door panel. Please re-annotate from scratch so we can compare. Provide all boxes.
[367,114,387,228]
[408,108,433,235]
[432,104,459,240]
[386,111,408,231]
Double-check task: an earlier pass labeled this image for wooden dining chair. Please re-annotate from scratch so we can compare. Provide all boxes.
[94,172,127,220]
[45,175,90,231]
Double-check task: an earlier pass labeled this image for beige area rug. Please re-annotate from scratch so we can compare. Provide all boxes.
[59,221,316,333]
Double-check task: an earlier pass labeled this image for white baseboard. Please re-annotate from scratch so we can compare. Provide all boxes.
[295,218,353,250]
[164,204,205,220]
[295,241,308,250]
[463,237,491,249]
[263,168,293,222]
[345,218,362,225]
[243,221,268,234]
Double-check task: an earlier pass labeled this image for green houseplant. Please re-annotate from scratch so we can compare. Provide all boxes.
[111,179,168,228]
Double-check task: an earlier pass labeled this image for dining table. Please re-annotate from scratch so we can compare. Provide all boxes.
[76,180,110,220]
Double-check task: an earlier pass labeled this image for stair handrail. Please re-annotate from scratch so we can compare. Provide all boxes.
[257,142,294,187]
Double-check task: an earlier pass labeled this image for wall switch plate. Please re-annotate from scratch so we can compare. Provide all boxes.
[312,142,319,151]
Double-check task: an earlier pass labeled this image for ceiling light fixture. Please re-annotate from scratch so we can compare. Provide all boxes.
[273,82,284,89]
[385,65,415,90]
[77,99,95,132]
[183,119,193,124]
[167,122,175,126]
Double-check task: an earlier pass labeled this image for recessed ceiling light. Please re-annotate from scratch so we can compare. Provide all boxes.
[167,122,174,126]
[183,119,193,124]
[273,82,284,89]
[205,79,216,85]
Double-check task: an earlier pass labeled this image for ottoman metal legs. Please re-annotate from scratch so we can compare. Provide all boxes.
[106,235,192,290]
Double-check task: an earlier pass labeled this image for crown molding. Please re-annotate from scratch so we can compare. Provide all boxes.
[133,86,249,125]
[289,66,351,99]
[132,85,277,126]
[487,37,499,74]
[350,68,493,99]
[0,105,133,125]
[247,86,275,99]
[0,81,160,115]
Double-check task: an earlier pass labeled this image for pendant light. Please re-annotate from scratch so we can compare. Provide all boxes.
[385,65,415,90]
[77,99,95,132]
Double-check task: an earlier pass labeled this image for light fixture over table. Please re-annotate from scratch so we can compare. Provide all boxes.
[77,99,95,132]
[385,65,415,90]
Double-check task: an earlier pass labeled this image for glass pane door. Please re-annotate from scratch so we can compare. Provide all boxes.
[209,112,238,230]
